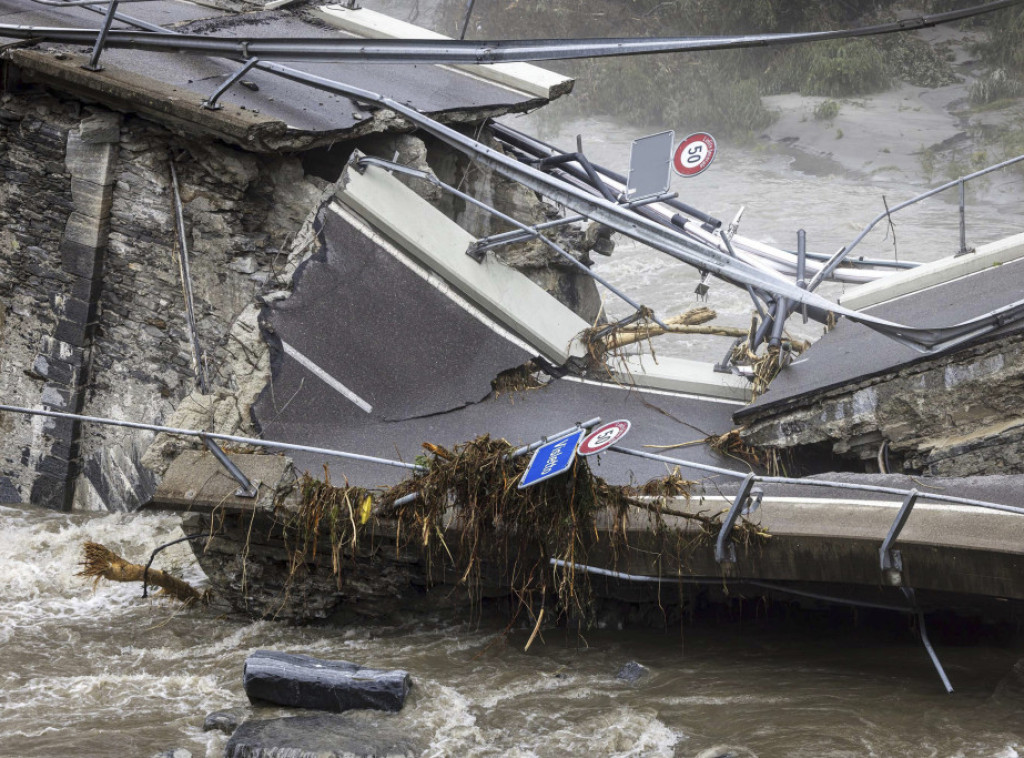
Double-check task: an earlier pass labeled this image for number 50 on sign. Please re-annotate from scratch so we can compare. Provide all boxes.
[673,132,717,178]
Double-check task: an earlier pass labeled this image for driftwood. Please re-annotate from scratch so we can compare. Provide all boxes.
[77,541,205,604]
[603,307,750,350]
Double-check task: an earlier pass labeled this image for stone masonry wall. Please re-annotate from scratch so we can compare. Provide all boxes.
[1,88,600,511]
[0,88,323,510]
[0,92,80,508]
[740,331,1024,477]
[74,116,322,511]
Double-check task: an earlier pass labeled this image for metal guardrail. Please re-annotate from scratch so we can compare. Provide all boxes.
[48,1,1024,356]
[0,403,427,496]
[355,155,670,330]
[11,0,1023,64]
[810,153,1024,291]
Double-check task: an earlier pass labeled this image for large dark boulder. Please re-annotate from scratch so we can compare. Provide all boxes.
[224,714,420,758]
[243,651,412,713]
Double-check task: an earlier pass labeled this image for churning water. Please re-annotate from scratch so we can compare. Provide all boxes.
[3,501,1024,757]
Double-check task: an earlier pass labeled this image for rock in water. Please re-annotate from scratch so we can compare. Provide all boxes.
[203,707,248,735]
[225,714,420,758]
[243,650,412,713]
[616,661,650,682]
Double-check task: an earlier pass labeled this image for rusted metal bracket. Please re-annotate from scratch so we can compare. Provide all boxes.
[880,489,919,586]
[202,57,260,110]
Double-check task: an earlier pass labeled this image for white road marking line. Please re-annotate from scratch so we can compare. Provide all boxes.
[281,340,373,414]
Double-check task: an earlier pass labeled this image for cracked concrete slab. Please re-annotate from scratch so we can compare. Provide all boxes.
[254,200,533,426]
[257,376,744,489]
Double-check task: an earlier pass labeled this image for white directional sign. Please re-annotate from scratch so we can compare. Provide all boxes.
[578,419,631,456]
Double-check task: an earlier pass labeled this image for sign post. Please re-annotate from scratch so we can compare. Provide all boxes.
[518,428,586,489]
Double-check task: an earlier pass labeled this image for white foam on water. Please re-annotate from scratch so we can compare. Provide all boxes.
[534,706,679,757]
[0,506,201,634]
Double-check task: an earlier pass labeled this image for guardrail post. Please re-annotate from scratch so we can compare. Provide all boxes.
[81,0,120,72]
[956,178,969,256]
[880,489,918,585]
[201,435,258,498]
[202,57,261,111]
[715,473,756,564]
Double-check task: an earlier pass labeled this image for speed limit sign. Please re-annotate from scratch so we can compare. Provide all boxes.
[578,419,631,457]
[673,132,717,177]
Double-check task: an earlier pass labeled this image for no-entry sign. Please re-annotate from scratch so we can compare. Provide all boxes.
[578,419,631,457]
[673,132,717,177]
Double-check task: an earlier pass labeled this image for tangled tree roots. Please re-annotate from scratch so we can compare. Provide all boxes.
[78,542,206,604]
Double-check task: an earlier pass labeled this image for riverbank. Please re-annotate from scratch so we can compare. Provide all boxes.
[761,23,1024,190]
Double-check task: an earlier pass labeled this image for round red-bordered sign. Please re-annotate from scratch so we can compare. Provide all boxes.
[578,419,632,457]
[673,132,717,177]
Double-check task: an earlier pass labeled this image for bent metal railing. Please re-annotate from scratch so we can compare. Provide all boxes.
[606,443,1024,693]
[811,153,1024,290]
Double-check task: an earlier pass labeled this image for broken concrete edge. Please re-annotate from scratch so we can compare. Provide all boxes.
[6,50,284,149]
[610,354,752,403]
[145,449,295,513]
[736,330,1024,476]
[839,232,1024,311]
[334,153,750,402]
[733,325,1024,425]
[336,153,592,365]
[4,49,549,153]
[314,5,575,101]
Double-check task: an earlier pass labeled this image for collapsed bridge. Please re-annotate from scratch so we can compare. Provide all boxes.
[2,0,1024,691]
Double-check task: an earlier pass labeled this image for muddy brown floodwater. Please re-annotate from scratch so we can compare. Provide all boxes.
[3,502,1024,758]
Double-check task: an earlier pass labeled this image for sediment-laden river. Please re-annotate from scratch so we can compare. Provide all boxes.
[3,504,1024,757]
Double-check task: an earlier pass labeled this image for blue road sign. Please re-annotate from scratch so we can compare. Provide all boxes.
[518,428,586,489]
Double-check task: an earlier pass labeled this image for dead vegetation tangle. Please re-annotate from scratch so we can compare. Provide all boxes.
[287,436,770,629]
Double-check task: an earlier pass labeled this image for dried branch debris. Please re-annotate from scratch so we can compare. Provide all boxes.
[286,436,770,629]
[77,541,207,604]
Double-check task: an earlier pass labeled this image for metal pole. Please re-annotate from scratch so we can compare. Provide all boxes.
[810,153,1024,289]
[81,0,120,71]
[918,610,954,693]
[468,192,676,257]
[0,403,426,471]
[169,160,208,393]
[199,434,257,497]
[797,229,808,323]
[458,0,476,40]
[957,178,968,256]
[201,57,261,110]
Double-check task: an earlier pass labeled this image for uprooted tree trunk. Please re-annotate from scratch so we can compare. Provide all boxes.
[77,541,206,604]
